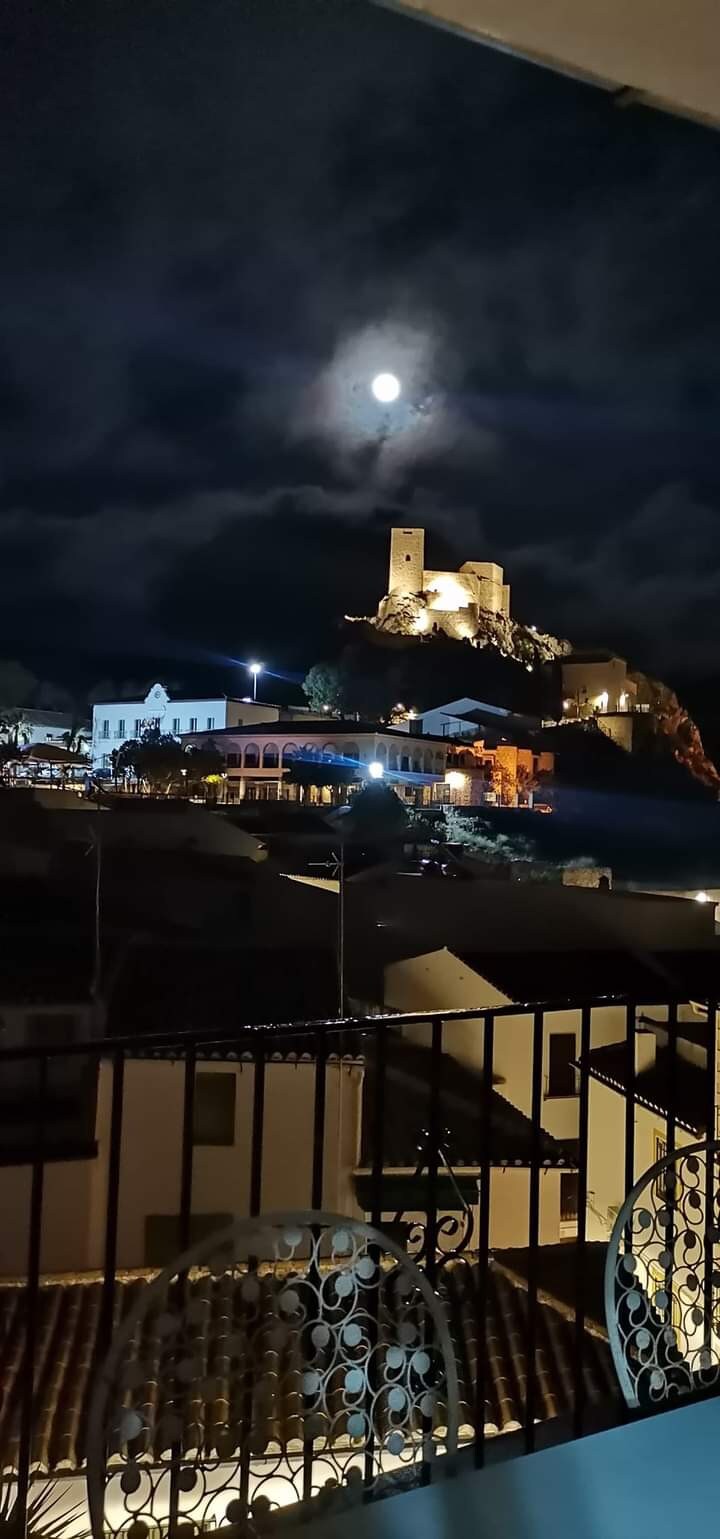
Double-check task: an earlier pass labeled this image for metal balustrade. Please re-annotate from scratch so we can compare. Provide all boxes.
[0,991,716,1535]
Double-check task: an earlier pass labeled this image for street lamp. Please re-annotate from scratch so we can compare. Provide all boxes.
[247,662,263,701]
[367,761,384,780]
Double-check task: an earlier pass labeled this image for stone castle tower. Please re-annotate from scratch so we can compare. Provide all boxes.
[389,528,425,596]
[385,526,510,621]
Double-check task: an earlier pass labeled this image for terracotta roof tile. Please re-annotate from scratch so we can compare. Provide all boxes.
[0,1260,617,1475]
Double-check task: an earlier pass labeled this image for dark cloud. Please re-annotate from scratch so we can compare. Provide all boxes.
[1,0,720,686]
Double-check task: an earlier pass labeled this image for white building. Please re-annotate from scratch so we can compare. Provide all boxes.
[91,682,288,771]
[0,707,89,753]
[418,697,512,739]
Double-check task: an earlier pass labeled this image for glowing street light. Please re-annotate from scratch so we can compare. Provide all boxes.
[371,372,400,404]
[367,761,384,780]
[247,661,263,701]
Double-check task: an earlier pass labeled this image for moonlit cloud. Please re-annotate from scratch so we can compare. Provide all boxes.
[1,0,720,686]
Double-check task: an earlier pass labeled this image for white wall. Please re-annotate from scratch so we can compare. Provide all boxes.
[385,950,629,1141]
[91,686,277,768]
[586,1076,695,1241]
[0,1059,364,1276]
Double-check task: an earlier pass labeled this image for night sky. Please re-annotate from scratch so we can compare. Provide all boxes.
[2,0,720,695]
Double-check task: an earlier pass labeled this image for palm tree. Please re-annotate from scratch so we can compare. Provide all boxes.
[0,708,32,752]
[61,720,89,754]
[0,1480,89,1539]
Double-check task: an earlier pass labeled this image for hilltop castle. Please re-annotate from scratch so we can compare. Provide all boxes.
[376,527,511,640]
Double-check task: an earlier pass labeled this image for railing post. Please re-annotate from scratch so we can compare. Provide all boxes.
[704,1000,717,1359]
[97,1050,125,1363]
[240,1046,266,1515]
[425,1017,443,1290]
[474,1011,494,1467]
[168,1044,196,1539]
[525,1008,544,1454]
[364,1022,387,1493]
[303,1030,328,1504]
[573,1005,591,1438]
[624,1003,636,1221]
[16,1054,47,1539]
[249,1046,266,1218]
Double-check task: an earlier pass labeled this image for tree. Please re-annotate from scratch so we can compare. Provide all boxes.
[62,723,90,757]
[0,708,32,752]
[302,662,345,715]
[184,742,225,800]
[112,728,185,793]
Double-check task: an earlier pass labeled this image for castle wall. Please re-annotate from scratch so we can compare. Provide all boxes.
[423,569,477,610]
[389,528,424,595]
[382,528,511,623]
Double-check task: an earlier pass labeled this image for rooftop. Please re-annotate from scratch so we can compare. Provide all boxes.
[182,719,451,746]
[357,1035,570,1171]
[0,1259,616,1473]
[458,948,720,1004]
[584,1039,710,1133]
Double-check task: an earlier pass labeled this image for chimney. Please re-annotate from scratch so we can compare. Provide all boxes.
[635,1029,656,1076]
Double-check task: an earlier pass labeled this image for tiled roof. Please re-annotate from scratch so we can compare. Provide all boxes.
[359,1036,571,1169]
[585,1040,709,1133]
[0,1260,616,1474]
[458,948,720,1004]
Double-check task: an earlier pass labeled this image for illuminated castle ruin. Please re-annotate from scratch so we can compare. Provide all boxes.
[377,527,511,640]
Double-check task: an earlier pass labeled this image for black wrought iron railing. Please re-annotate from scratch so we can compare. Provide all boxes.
[0,991,716,1536]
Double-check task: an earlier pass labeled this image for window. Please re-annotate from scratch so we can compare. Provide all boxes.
[401,755,410,772]
[116,718,125,738]
[145,1213,233,1268]
[134,718,142,735]
[193,1072,236,1146]
[227,752,239,768]
[172,717,181,735]
[101,719,110,739]
[244,743,259,768]
[653,1132,668,1201]
[189,716,198,732]
[262,744,279,768]
[547,1033,577,1097]
[206,716,215,730]
[561,1171,579,1223]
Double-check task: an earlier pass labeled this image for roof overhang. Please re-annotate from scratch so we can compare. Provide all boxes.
[375,0,720,129]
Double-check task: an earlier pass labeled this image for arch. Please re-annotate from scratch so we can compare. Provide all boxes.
[87,1211,458,1539]
[388,749,398,771]
[262,743,279,768]
[281,741,298,764]
[605,1137,720,1410]
[243,742,259,768]
[322,741,339,761]
[400,754,410,773]
[424,748,434,773]
[343,741,359,762]
[412,756,422,774]
[375,742,387,764]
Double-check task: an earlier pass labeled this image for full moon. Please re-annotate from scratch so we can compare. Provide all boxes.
[371,371,401,404]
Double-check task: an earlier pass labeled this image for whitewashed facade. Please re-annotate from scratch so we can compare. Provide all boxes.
[91,682,281,770]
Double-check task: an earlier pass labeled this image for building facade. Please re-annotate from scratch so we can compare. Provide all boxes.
[91,684,291,771]
[560,652,650,752]
[182,719,451,804]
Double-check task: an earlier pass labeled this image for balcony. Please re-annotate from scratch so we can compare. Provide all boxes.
[0,994,718,1536]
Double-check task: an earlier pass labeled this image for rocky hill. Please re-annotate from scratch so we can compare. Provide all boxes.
[345,598,720,797]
